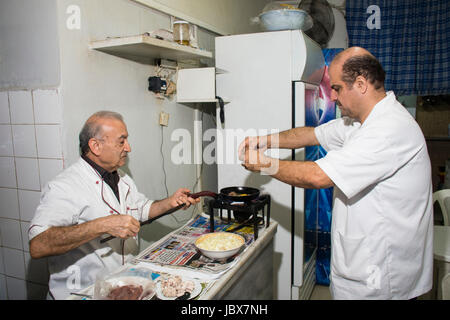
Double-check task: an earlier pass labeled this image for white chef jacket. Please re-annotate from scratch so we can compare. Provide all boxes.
[314,91,433,300]
[29,158,154,300]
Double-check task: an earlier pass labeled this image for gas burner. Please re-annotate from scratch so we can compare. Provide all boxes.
[206,194,271,240]
[230,209,253,222]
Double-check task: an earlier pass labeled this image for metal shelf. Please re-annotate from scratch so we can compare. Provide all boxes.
[89,35,213,65]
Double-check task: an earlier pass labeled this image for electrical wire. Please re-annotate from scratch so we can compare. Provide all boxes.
[191,111,205,193]
[184,110,206,221]
[188,111,208,219]
[159,111,207,224]
[160,125,169,198]
[161,124,186,223]
[157,110,218,224]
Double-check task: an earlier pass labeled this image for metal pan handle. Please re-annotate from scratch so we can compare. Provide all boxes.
[100,191,218,244]
[189,191,218,199]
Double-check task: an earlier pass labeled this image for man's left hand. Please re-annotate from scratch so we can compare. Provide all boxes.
[242,148,275,173]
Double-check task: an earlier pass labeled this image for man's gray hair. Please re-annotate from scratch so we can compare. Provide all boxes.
[79,111,124,155]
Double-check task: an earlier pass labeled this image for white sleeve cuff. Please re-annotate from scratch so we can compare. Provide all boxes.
[314,126,328,151]
[315,157,356,199]
[141,200,154,222]
[28,224,50,241]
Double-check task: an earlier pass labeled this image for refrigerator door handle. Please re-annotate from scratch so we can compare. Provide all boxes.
[292,81,306,287]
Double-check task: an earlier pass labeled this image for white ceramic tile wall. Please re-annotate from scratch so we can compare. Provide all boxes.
[0,188,19,219]
[0,157,17,188]
[0,89,62,300]
[5,276,27,300]
[0,125,13,156]
[9,91,34,124]
[0,92,10,124]
[0,275,8,300]
[33,90,61,124]
[0,219,23,250]
[3,247,26,279]
[20,221,31,252]
[12,125,37,158]
[18,190,41,222]
[0,248,4,274]
[15,157,41,191]
[36,125,62,158]
[38,159,63,190]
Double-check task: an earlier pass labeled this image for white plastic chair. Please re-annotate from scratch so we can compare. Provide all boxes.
[433,189,450,226]
[442,273,450,300]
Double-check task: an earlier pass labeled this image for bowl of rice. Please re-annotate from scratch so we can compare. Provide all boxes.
[194,232,245,260]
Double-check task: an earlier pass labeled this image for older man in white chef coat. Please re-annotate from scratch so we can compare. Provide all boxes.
[239,47,433,300]
[29,111,199,299]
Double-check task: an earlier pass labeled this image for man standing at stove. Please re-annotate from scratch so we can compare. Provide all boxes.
[28,111,199,299]
[238,47,433,300]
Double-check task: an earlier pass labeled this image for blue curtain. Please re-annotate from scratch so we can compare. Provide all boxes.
[346,0,450,96]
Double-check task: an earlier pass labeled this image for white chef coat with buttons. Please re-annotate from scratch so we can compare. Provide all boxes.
[29,158,154,300]
[314,91,433,299]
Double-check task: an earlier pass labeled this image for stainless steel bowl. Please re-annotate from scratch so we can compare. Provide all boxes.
[259,9,310,31]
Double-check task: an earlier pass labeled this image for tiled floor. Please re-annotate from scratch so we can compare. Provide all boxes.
[310,285,332,300]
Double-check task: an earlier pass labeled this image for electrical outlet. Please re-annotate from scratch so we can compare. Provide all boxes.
[159,112,169,126]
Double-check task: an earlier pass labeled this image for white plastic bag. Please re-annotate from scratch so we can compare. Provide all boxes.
[94,267,156,300]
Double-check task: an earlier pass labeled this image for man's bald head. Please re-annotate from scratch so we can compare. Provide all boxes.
[332,47,375,64]
[331,47,386,91]
[79,111,124,155]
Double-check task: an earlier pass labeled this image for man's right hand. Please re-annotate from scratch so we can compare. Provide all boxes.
[238,135,269,161]
[100,215,140,239]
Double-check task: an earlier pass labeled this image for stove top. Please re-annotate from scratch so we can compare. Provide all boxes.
[205,194,271,240]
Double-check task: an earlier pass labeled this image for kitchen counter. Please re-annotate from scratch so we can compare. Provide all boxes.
[200,218,277,300]
[67,215,278,300]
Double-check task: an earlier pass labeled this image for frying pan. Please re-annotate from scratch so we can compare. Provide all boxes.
[193,186,260,202]
[100,187,260,243]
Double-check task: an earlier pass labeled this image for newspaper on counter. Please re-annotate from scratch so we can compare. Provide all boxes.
[134,214,255,275]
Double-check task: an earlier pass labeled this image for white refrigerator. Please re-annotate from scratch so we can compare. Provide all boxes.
[214,30,325,300]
